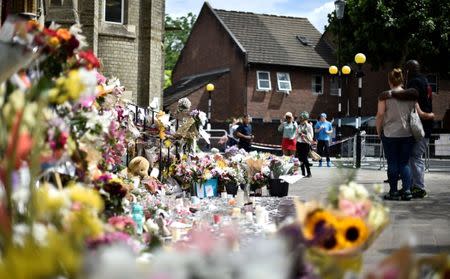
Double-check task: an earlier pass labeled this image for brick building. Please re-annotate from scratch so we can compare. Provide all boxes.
[164,2,450,144]
[0,0,165,107]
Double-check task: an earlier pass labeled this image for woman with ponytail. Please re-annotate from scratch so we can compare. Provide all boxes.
[376,68,417,201]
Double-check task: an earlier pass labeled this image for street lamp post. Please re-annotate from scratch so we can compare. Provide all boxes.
[206,83,215,131]
[354,53,366,168]
[334,0,346,144]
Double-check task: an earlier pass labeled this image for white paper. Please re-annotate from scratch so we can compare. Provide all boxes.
[279,174,303,184]
[150,168,159,178]
[205,184,214,197]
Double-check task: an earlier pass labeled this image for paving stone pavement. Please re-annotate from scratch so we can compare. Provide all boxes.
[288,165,450,272]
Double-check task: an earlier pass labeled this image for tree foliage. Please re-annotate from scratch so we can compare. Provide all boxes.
[326,0,450,76]
[164,13,197,72]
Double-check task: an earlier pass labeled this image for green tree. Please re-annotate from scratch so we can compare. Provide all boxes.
[326,0,450,76]
[164,12,197,72]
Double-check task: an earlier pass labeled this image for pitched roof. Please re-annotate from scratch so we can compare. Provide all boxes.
[211,7,335,69]
[163,68,230,108]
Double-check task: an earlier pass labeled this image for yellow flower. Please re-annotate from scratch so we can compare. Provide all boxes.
[164,140,172,148]
[66,210,104,241]
[65,184,103,211]
[48,36,60,48]
[336,216,369,249]
[64,70,84,100]
[303,210,337,240]
[48,71,85,104]
[36,184,69,220]
[217,159,227,169]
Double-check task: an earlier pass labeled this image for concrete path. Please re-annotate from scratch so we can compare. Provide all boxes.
[288,165,450,271]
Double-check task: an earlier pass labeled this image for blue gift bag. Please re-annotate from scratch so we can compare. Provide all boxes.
[195,178,218,198]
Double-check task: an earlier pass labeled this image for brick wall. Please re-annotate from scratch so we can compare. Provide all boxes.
[41,0,165,108]
[149,0,165,108]
[246,66,339,121]
[172,5,247,121]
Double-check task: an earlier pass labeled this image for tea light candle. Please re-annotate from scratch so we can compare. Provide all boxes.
[171,228,181,242]
[231,207,241,218]
[245,211,253,223]
[236,190,245,207]
[255,206,266,225]
[221,191,228,199]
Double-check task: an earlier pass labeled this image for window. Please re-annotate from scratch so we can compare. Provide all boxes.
[312,75,324,94]
[330,78,339,96]
[426,74,438,94]
[252,118,263,123]
[276,72,292,91]
[104,0,124,24]
[256,71,271,91]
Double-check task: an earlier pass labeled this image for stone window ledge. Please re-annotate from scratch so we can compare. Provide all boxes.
[99,23,136,39]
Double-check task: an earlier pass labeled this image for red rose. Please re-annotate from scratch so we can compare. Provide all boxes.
[78,50,101,69]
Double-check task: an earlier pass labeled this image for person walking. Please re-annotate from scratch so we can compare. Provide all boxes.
[376,68,416,201]
[278,112,298,156]
[296,111,313,177]
[405,60,435,198]
[314,113,333,167]
[235,114,254,152]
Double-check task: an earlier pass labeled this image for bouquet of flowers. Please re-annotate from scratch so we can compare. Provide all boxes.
[267,156,298,179]
[293,181,390,278]
[93,173,131,217]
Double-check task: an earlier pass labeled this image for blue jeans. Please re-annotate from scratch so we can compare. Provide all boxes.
[382,135,414,193]
[409,138,429,189]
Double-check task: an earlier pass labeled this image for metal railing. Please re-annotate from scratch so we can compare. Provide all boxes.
[197,129,229,152]
[337,132,450,171]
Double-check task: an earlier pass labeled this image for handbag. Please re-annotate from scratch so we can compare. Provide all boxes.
[309,150,321,161]
[410,107,425,141]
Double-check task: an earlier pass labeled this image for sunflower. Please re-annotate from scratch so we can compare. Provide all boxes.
[303,210,336,238]
[336,216,369,249]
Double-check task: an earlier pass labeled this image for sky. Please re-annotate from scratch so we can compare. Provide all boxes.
[166,0,335,33]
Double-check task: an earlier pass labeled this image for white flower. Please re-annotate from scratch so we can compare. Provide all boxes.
[372,183,384,194]
[351,182,369,199]
[367,204,389,229]
[198,111,207,126]
[339,184,356,200]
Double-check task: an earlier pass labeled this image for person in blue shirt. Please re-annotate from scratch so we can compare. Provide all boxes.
[314,113,333,167]
[235,114,254,152]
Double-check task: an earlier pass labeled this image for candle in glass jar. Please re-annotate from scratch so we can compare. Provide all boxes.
[245,211,253,223]
[231,207,241,218]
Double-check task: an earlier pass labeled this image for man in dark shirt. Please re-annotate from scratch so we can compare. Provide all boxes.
[235,114,254,152]
[405,60,435,198]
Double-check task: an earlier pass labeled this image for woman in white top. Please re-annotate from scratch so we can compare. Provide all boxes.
[296,111,313,177]
[228,118,240,146]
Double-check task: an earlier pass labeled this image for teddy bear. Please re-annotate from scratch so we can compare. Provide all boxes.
[121,156,161,194]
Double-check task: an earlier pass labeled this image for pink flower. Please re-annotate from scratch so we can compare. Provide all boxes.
[108,215,136,232]
[338,199,372,218]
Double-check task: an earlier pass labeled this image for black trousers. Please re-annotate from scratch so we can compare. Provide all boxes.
[296,142,311,176]
[317,140,330,162]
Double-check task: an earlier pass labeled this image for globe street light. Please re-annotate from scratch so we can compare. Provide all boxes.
[206,83,215,131]
[354,53,366,168]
